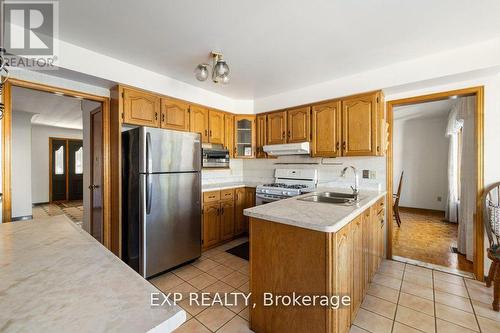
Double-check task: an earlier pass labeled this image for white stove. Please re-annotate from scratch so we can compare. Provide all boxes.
[255,169,318,205]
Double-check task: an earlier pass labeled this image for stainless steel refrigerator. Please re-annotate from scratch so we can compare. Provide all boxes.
[122,127,202,278]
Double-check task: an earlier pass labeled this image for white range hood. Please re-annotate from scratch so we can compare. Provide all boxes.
[263,142,310,156]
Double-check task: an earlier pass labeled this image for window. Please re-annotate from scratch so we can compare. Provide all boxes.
[75,147,83,174]
[55,146,65,175]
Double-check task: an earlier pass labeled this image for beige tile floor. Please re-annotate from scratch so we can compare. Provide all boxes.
[151,238,500,333]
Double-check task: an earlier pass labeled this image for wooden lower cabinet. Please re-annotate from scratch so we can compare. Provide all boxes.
[202,202,220,249]
[250,198,385,333]
[202,187,256,250]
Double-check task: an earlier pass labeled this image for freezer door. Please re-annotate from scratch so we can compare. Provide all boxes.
[139,127,201,173]
[140,172,201,278]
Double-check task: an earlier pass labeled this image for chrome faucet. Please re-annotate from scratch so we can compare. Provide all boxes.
[340,166,359,200]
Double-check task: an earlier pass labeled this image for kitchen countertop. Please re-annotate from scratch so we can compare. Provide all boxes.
[0,215,185,333]
[202,181,261,192]
[244,188,387,233]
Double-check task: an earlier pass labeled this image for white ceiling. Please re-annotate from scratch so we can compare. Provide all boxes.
[12,86,100,129]
[57,0,500,99]
[393,99,455,121]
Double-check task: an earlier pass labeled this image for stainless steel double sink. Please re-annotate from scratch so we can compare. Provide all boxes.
[297,191,360,206]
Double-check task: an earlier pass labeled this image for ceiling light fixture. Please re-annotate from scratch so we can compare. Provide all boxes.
[194,51,230,84]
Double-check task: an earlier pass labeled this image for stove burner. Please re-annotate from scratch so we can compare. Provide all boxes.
[262,183,308,189]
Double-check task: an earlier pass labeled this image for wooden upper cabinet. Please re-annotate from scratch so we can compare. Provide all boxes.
[311,101,341,157]
[287,107,311,143]
[122,88,160,127]
[234,115,256,158]
[208,110,225,144]
[267,111,287,145]
[256,114,267,158]
[160,98,189,131]
[341,94,378,156]
[224,114,235,157]
[190,105,209,143]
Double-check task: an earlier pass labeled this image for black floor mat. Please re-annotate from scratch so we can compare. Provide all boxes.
[226,242,249,261]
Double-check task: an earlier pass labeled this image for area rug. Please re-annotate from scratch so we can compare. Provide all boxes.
[226,241,249,260]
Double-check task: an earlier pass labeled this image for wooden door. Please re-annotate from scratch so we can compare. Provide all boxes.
[90,109,104,243]
[224,114,235,157]
[160,98,189,131]
[336,223,352,333]
[234,116,256,158]
[208,110,225,144]
[234,188,246,235]
[311,101,341,157]
[256,114,267,158]
[50,138,68,202]
[68,140,84,201]
[220,200,235,241]
[203,202,220,248]
[267,111,287,144]
[122,88,160,127]
[341,94,377,156]
[351,215,363,317]
[287,107,310,143]
[190,105,209,143]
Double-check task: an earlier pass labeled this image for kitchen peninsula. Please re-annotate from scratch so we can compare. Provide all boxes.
[0,216,185,333]
[244,189,386,333]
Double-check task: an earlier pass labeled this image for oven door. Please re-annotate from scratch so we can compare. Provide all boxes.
[255,193,285,205]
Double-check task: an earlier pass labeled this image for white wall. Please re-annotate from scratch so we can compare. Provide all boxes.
[31,125,83,204]
[12,111,35,218]
[393,115,449,210]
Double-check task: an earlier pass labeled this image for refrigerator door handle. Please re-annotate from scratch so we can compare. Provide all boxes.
[146,132,153,174]
[146,174,153,215]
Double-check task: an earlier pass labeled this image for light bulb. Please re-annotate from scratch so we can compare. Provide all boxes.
[214,60,229,77]
[194,64,209,81]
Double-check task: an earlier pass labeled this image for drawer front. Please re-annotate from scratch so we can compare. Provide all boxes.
[203,191,220,203]
[220,189,234,201]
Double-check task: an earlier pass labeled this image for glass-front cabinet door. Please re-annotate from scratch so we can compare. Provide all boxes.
[234,115,256,158]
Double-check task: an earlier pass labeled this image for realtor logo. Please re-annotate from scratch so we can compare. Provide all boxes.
[2,0,59,69]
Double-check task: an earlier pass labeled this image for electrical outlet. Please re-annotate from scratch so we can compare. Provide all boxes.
[362,170,370,179]
[369,170,376,179]
[437,196,442,202]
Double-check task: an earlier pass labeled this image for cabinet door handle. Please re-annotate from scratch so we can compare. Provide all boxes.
[282,131,285,139]
[162,113,165,122]
[221,207,225,215]
[205,129,208,137]
[209,130,212,137]
[287,130,290,138]
[216,207,220,216]
[342,141,346,150]
[336,142,340,150]
[155,112,158,120]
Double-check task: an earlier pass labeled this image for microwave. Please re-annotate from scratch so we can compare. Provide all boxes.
[202,147,230,168]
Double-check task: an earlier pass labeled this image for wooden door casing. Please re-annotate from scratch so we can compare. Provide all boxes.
[342,95,377,156]
[311,101,342,157]
[160,98,190,131]
[203,202,220,248]
[190,105,209,143]
[208,110,225,144]
[287,107,311,143]
[224,114,235,157]
[267,111,287,145]
[122,88,160,127]
[256,114,267,158]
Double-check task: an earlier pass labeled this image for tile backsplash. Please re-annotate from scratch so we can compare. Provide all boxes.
[202,155,386,191]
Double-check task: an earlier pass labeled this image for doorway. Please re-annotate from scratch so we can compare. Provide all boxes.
[1,78,111,248]
[386,87,484,280]
[49,138,84,203]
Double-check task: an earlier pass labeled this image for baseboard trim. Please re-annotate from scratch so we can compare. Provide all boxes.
[32,202,49,207]
[399,206,445,216]
[11,215,34,221]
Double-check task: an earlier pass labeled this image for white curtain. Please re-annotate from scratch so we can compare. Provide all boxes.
[457,96,476,260]
[445,108,463,224]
